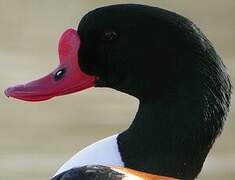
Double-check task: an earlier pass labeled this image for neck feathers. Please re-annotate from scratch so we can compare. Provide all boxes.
[117,92,226,179]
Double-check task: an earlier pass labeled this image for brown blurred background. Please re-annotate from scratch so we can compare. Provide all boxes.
[0,1,234,179]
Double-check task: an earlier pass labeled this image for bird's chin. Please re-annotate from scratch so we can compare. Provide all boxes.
[94,77,109,87]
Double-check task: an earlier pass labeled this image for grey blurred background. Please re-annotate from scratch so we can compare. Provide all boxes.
[0,1,234,179]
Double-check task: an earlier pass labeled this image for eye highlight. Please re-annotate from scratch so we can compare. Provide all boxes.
[101,31,118,41]
[54,68,66,81]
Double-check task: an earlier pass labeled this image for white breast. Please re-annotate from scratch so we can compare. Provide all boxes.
[53,134,124,177]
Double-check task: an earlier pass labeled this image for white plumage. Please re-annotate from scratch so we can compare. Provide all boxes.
[53,134,124,177]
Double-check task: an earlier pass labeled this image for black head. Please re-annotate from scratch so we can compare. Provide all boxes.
[78,4,231,100]
[79,4,186,99]
[77,4,232,179]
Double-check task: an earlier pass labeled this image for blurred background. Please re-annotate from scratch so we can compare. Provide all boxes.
[0,0,234,179]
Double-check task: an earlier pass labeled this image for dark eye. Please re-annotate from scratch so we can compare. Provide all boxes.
[101,31,118,41]
[54,68,66,81]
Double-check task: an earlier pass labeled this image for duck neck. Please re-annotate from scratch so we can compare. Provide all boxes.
[117,94,212,180]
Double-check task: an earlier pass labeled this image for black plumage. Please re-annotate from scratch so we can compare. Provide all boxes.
[55,4,232,180]
[52,165,124,180]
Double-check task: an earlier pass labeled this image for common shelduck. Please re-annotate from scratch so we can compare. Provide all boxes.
[5,4,231,180]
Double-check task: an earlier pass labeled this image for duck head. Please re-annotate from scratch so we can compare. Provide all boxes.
[5,4,232,180]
